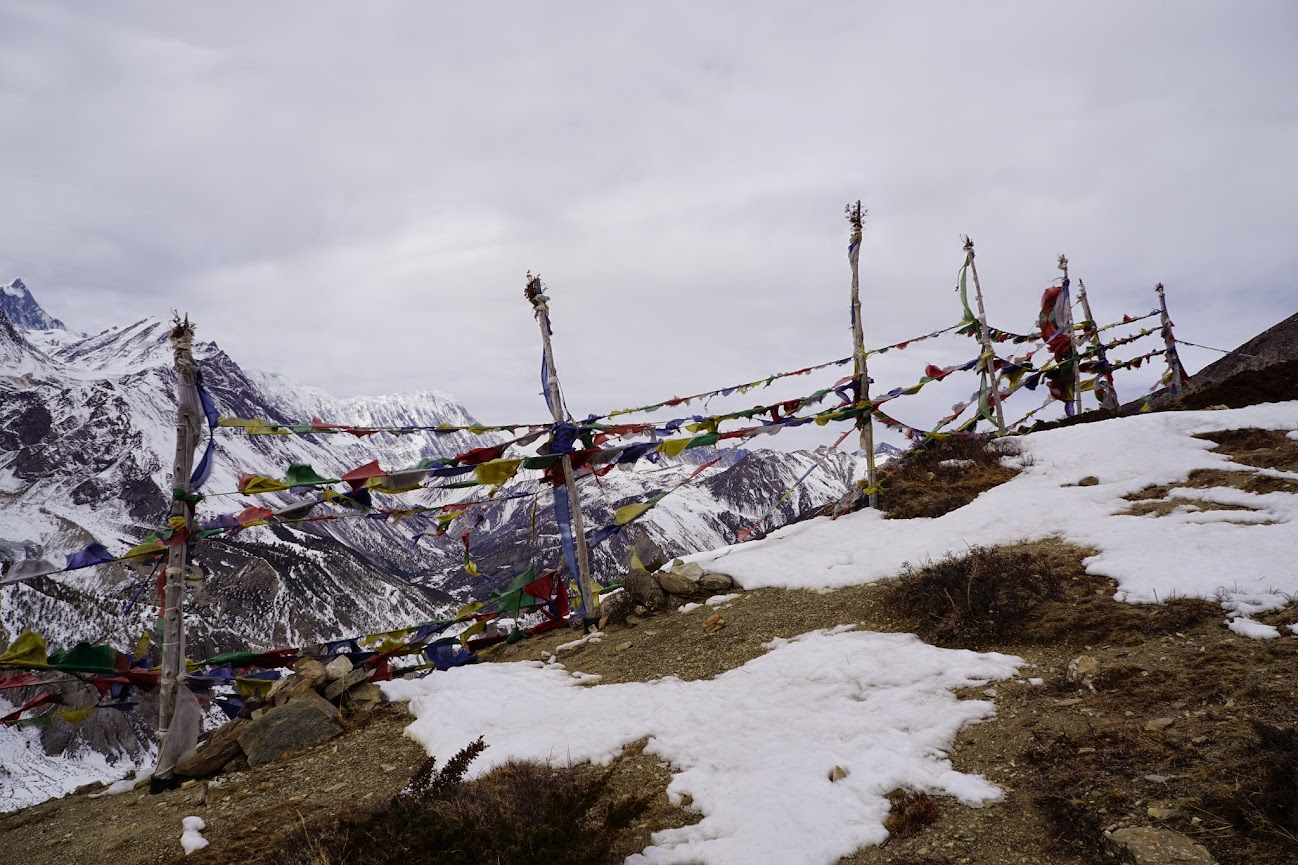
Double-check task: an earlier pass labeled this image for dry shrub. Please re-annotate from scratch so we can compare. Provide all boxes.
[884,790,940,836]
[1205,722,1298,844]
[883,544,1066,646]
[879,435,1022,520]
[192,739,649,865]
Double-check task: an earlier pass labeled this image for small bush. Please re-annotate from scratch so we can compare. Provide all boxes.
[195,739,649,865]
[879,436,1021,520]
[883,545,1065,646]
[884,790,940,836]
[1205,722,1298,841]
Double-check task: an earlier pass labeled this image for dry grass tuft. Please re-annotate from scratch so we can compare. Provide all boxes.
[882,543,1067,646]
[881,539,1220,649]
[192,739,650,865]
[880,435,1023,520]
[1197,428,1298,472]
[884,790,940,837]
[1204,722,1298,845]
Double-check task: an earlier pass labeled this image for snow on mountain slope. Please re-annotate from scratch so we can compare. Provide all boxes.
[1,283,863,653]
[0,279,66,332]
[685,403,1298,632]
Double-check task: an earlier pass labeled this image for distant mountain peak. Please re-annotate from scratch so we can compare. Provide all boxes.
[1,278,67,332]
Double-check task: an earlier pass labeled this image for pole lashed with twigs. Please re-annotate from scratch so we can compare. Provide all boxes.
[846,202,879,507]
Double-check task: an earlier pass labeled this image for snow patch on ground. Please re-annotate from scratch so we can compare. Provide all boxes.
[1226,617,1282,640]
[384,627,1020,865]
[684,404,1298,619]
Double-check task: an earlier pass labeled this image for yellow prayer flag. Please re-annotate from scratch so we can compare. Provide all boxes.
[657,438,690,458]
[0,630,50,669]
[458,618,486,648]
[455,601,485,621]
[57,706,96,723]
[473,458,523,487]
[613,502,652,526]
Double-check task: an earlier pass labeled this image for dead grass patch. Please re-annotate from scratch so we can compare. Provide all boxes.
[1121,497,1258,518]
[190,740,651,865]
[882,539,1219,650]
[1197,428,1298,472]
[884,790,940,836]
[879,435,1022,520]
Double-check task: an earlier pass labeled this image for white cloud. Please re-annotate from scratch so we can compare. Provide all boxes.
[2,1,1295,448]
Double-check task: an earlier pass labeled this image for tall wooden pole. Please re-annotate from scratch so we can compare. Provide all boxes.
[1058,255,1083,416]
[846,202,878,508]
[962,238,1007,435]
[525,274,598,626]
[158,316,201,752]
[1076,278,1118,410]
[1155,282,1189,399]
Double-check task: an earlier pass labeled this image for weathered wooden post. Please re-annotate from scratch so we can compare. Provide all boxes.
[962,238,1008,435]
[525,274,598,626]
[1057,255,1083,416]
[846,202,878,508]
[157,315,201,766]
[1155,282,1190,399]
[1076,277,1118,410]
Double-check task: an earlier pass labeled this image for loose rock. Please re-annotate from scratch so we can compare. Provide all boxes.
[657,571,706,598]
[176,719,247,779]
[324,654,353,683]
[623,570,668,612]
[1067,655,1099,684]
[1107,827,1216,864]
[698,572,735,592]
[323,666,373,703]
[236,691,343,768]
[670,561,706,581]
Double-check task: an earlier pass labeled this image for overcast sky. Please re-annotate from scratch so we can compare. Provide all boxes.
[2,2,1296,451]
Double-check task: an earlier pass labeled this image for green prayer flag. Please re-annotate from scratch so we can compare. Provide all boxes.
[283,463,341,487]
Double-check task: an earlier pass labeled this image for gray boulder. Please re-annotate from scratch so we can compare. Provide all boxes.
[657,571,705,598]
[623,569,667,611]
[698,572,735,592]
[236,691,342,767]
[1107,827,1216,865]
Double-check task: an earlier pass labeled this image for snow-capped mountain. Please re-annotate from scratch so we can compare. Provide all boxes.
[0,283,861,656]
[0,279,66,332]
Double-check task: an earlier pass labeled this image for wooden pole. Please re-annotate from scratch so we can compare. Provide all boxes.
[158,315,201,753]
[962,238,1007,435]
[524,274,598,626]
[846,202,878,508]
[1076,278,1118,410]
[1155,282,1189,399]
[1058,255,1084,416]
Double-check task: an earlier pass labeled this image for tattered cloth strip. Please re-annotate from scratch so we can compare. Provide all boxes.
[190,371,220,490]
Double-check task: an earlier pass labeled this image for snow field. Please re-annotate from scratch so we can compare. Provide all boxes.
[383,627,1021,865]
[684,403,1298,636]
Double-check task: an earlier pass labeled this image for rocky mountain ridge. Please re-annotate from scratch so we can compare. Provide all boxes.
[0,284,862,656]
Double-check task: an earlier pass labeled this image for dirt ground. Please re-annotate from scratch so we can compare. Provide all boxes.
[3,427,1296,864]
